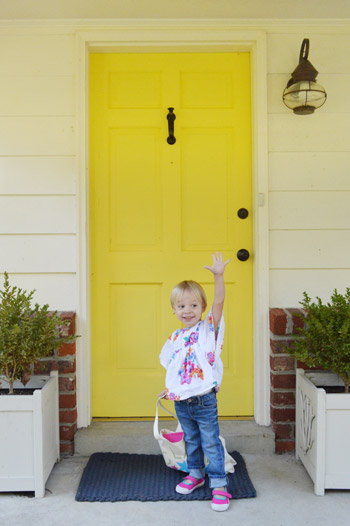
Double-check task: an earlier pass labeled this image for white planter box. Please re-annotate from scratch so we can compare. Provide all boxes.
[0,371,60,497]
[296,368,350,496]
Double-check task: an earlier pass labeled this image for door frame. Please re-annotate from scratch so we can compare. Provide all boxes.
[75,24,270,427]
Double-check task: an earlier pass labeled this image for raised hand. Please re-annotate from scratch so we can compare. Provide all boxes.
[204,252,231,276]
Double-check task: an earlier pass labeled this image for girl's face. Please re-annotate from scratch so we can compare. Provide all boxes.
[173,290,205,328]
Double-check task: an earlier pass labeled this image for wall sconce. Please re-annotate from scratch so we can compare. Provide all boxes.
[283,38,327,115]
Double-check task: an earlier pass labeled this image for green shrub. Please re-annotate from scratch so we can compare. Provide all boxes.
[0,272,77,394]
[287,289,350,393]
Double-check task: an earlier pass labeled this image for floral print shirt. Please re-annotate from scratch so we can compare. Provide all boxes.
[159,308,225,401]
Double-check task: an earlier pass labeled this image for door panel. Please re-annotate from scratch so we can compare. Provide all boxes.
[90,53,253,417]
[109,129,162,250]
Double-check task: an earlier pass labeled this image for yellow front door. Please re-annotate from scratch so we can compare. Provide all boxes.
[90,52,253,418]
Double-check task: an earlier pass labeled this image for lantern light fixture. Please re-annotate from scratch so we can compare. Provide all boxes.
[283,38,327,115]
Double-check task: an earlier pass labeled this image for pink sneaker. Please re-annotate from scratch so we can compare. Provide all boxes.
[175,475,205,495]
[211,489,232,511]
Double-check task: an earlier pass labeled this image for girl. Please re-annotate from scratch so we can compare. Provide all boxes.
[159,252,232,512]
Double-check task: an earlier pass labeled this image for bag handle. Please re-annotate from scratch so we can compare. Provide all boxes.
[153,397,178,441]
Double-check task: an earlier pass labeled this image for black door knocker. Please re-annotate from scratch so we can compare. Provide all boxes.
[167,107,176,145]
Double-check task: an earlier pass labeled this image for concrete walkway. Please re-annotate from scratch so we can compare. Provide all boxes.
[0,452,349,526]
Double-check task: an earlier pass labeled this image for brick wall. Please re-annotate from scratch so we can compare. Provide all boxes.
[34,312,77,456]
[270,308,304,453]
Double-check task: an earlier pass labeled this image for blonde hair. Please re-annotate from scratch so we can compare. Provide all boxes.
[170,280,207,310]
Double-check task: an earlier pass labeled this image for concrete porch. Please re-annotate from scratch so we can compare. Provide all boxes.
[1,419,349,525]
[1,450,348,526]
[74,420,275,456]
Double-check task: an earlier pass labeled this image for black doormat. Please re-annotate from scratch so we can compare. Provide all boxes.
[75,451,256,502]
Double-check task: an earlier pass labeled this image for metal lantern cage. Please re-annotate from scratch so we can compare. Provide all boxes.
[283,38,327,115]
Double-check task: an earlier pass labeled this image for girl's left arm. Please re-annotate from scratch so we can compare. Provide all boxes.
[204,252,231,332]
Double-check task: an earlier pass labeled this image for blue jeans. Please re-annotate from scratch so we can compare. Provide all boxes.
[174,390,227,489]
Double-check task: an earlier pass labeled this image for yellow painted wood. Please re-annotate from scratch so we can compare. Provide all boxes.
[90,53,252,417]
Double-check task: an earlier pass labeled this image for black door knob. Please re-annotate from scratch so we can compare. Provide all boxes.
[237,249,250,261]
[237,208,249,219]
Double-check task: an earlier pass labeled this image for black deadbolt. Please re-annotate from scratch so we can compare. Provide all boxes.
[237,208,249,219]
[237,249,250,261]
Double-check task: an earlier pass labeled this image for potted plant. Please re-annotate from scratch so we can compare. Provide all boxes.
[287,288,350,495]
[0,272,76,497]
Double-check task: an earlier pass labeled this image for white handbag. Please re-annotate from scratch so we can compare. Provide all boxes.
[153,397,236,473]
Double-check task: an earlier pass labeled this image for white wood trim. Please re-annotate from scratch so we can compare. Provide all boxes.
[33,385,45,497]
[251,33,270,426]
[76,34,90,428]
[2,19,350,32]
[76,26,270,427]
